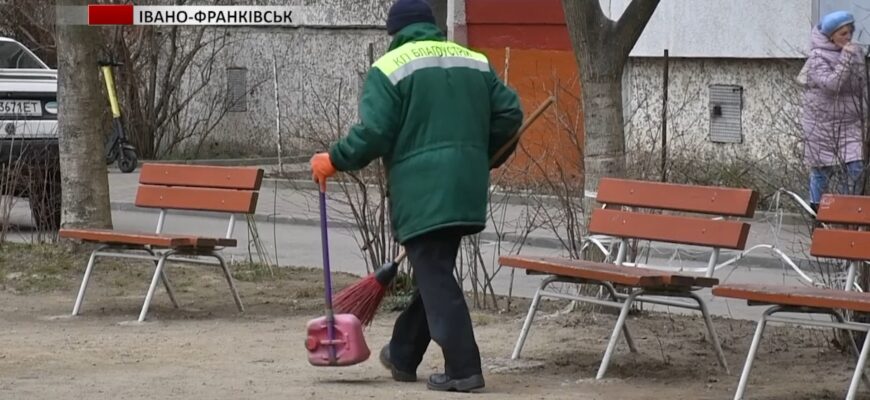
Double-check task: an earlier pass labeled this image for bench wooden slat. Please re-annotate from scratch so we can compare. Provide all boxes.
[499,256,718,288]
[135,185,259,213]
[139,164,264,190]
[810,229,870,261]
[713,283,870,313]
[589,209,751,250]
[627,264,720,288]
[817,195,870,226]
[500,256,661,287]
[59,228,236,248]
[596,178,757,217]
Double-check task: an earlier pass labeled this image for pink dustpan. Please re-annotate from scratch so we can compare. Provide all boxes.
[306,187,370,366]
[306,313,370,366]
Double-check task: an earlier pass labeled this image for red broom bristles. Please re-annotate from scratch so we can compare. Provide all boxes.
[333,252,403,325]
[332,275,388,326]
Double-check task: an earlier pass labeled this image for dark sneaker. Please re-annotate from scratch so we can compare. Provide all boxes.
[426,373,485,392]
[379,345,417,382]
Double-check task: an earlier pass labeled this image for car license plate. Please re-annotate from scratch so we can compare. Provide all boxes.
[0,100,42,117]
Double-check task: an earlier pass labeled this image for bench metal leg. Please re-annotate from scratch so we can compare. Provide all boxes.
[847,330,870,400]
[597,289,642,379]
[213,253,244,313]
[512,276,555,359]
[159,271,180,309]
[687,291,729,374]
[143,248,179,309]
[831,310,870,394]
[139,251,173,322]
[602,282,637,353]
[733,306,775,400]
[829,310,864,359]
[72,246,107,316]
[829,311,870,394]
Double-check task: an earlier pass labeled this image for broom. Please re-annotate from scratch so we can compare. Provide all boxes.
[333,96,556,325]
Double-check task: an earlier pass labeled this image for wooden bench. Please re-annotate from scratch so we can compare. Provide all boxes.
[60,163,263,322]
[713,194,870,400]
[501,177,758,379]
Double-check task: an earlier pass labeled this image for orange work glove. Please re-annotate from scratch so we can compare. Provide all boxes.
[310,152,337,191]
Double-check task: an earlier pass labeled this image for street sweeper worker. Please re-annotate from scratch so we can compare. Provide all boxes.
[309,0,523,392]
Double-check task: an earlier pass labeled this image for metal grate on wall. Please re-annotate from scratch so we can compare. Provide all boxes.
[709,84,743,144]
[226,67,247,112]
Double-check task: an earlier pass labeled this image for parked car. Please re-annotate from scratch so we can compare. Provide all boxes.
[0,37,60,230]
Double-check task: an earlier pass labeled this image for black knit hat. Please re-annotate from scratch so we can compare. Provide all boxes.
[386,0,436,35]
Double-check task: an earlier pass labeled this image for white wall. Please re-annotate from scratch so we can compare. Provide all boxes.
[172,0,396,157]
[604,0,815,58]
[623,58,806,190]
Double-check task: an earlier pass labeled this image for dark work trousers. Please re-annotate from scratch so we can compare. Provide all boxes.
[388,227,482,379]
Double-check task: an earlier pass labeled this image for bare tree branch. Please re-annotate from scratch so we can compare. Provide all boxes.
[614,0,661,62]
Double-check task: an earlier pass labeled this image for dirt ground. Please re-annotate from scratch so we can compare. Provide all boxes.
[1,243,868,400]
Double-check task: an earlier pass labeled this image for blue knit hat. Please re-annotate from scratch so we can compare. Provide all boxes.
[386,0,435,35]
[819,10,855,37]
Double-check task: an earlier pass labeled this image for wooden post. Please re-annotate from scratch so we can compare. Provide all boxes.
[661,49,669,182]
[503,46,516,312]
[272,48,283,175]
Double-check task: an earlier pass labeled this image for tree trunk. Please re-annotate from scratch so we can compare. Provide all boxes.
[561,0,660,225]
[56,0,112,229]
[581,80,627,193]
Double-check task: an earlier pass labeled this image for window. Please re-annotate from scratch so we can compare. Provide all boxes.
[709,84,743,144]
[0,41,46,69]
[226,67,247,112]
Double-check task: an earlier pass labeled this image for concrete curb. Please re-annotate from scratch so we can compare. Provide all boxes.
[110,201,813,271]
[107,156,310,171]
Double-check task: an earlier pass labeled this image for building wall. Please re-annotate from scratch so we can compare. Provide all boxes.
[605,0,870,55]
[198,28,391,157]
[186,0,581,162]
[465,0,583,185]
[623,58,805,187]
[465,0,570,50]
[174,1,394,157]
[482,47,583,184]
[604,0,814,58]
[178,0,826,198]
[463,0,815,192]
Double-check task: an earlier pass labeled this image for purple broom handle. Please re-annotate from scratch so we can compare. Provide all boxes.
[319,188,337,363]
